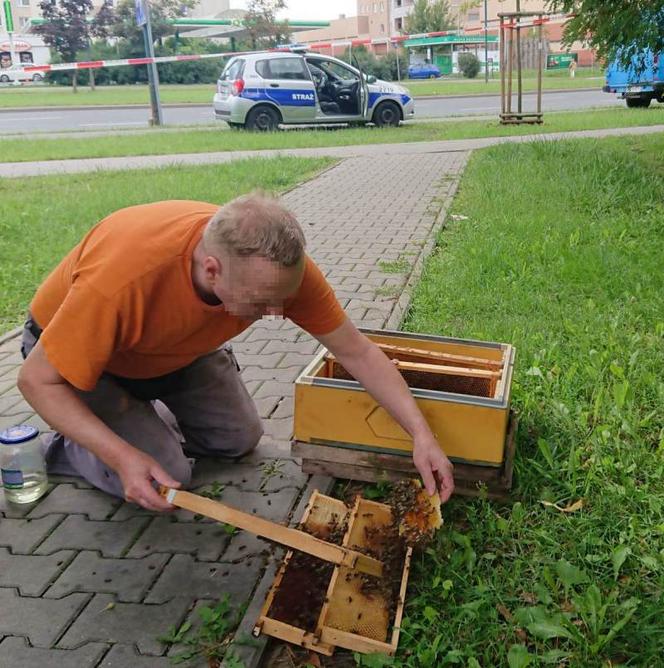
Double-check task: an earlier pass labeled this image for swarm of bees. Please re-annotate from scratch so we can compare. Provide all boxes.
[388,479,443,549]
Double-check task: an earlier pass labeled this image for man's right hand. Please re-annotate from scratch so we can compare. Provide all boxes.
[115,449,181,511]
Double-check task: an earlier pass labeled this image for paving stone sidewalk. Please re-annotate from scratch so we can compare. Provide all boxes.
[0,149,468,667]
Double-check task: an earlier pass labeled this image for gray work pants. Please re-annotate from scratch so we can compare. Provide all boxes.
[21,315,263,499]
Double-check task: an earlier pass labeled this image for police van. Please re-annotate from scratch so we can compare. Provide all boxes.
[213,50,414,130]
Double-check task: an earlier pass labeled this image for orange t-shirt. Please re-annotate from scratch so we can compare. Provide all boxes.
[31,200,346,391]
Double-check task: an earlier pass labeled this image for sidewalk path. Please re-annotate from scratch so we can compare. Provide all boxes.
[0,148,467,667]
[1,124,663,179]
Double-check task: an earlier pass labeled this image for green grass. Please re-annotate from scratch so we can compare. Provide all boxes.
[0,156,331,332]
[0,68,603,108]
[395,135,664,666]
[2,107,664,163]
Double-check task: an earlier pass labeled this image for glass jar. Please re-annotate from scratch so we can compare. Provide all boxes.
[0,425,48,504]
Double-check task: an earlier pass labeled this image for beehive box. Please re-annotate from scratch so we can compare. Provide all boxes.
[254,490,412,656]
[293,328,515,468]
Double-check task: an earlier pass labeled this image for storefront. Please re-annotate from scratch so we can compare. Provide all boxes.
[403,33,499,75]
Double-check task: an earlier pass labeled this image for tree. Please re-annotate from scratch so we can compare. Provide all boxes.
[545,0,664,69]
[458,51,480,78]
[36,0,93,91]
[35,0,115,91]
[244,0,290,48]
[405,0,454,34]
[111,0,195,55]
[87,0,114,90]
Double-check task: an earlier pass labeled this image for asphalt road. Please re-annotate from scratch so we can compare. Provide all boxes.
[0,88,624,135]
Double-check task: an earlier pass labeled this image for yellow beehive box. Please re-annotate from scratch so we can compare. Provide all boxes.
[293,329,515,467]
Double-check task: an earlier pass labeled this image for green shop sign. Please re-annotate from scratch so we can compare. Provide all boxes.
[404,34,498,48]
[546,52,577,70]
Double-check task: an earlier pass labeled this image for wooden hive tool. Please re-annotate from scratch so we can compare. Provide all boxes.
[159,486,383,577]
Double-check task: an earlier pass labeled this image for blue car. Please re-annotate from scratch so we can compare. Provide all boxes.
[408,64,441,80]
[603,49,664,108]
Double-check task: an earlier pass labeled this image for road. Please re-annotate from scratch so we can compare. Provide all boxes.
[0,89,623,135]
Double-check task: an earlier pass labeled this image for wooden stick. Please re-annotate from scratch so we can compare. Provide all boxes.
[375,342,503,370]
[160,487,383,577]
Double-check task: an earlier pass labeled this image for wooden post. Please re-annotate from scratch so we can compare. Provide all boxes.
[506,21,514,115]
[537,14,543,119]
[499,17,506,118]
[516,0,522,115]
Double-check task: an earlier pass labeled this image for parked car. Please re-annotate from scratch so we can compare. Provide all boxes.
[407,63,442,79]
[603,49,664,108]
[213,50,414,131]
[0,67,44,84]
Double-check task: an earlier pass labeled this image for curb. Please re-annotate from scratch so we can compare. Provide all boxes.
[0,87,600,114]
[385,164,466,331]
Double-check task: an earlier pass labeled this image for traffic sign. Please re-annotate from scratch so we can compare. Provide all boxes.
[135,0,147,27]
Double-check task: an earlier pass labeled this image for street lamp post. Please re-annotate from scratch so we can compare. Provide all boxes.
[484,0,488,83]
[135,0,163,126]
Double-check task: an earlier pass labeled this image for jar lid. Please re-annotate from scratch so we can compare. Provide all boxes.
[0,425,40,445]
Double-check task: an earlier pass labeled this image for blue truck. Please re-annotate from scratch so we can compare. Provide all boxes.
[603,49,664,108]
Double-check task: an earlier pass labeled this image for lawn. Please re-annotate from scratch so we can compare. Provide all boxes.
[0,68,603,108]
[0,156,331,333]
[2,107,664,164]
[391,134,664,666]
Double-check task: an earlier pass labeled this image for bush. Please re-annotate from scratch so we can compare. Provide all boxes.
[340,44,403,81]
[458,52,480,78]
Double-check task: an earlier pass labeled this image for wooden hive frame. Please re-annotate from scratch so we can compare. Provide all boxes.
[254,492,414,656]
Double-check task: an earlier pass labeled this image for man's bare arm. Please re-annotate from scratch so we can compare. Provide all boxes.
[18,342,178,510]
[316,319,454,501]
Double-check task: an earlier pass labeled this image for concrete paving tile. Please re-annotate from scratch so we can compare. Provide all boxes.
[0,547,75,595]
[261,417,294,442]
[0,637,108,668]
[0,513,65,554]
[99,643,174,667]
[219,531,271,564]
[186,457,305,494]
[45,551,170,602]
[35,515,149,558]
[0,411,34,432]
[0,588,89,647]
[164,598,215,663]
[127,516,230,561]
[145,553,265,604]
[58,593,190,655]
[27,484,121,520]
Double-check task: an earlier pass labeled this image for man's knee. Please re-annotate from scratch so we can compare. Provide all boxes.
[186,417,263,458]
[229,418,263,458]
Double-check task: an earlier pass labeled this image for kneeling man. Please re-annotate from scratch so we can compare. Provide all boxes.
[18,193,454,511]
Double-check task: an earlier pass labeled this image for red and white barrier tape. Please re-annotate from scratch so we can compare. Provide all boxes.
[22,47,288,74]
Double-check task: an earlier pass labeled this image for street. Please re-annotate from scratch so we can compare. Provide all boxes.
[0,88,624,135]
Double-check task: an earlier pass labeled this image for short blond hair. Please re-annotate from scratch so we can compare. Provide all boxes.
[204,192,305,267]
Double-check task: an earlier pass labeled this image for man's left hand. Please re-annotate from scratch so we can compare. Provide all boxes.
[412,433,455,503]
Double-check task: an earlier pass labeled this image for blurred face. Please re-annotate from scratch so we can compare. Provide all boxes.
[203,251,304,319]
